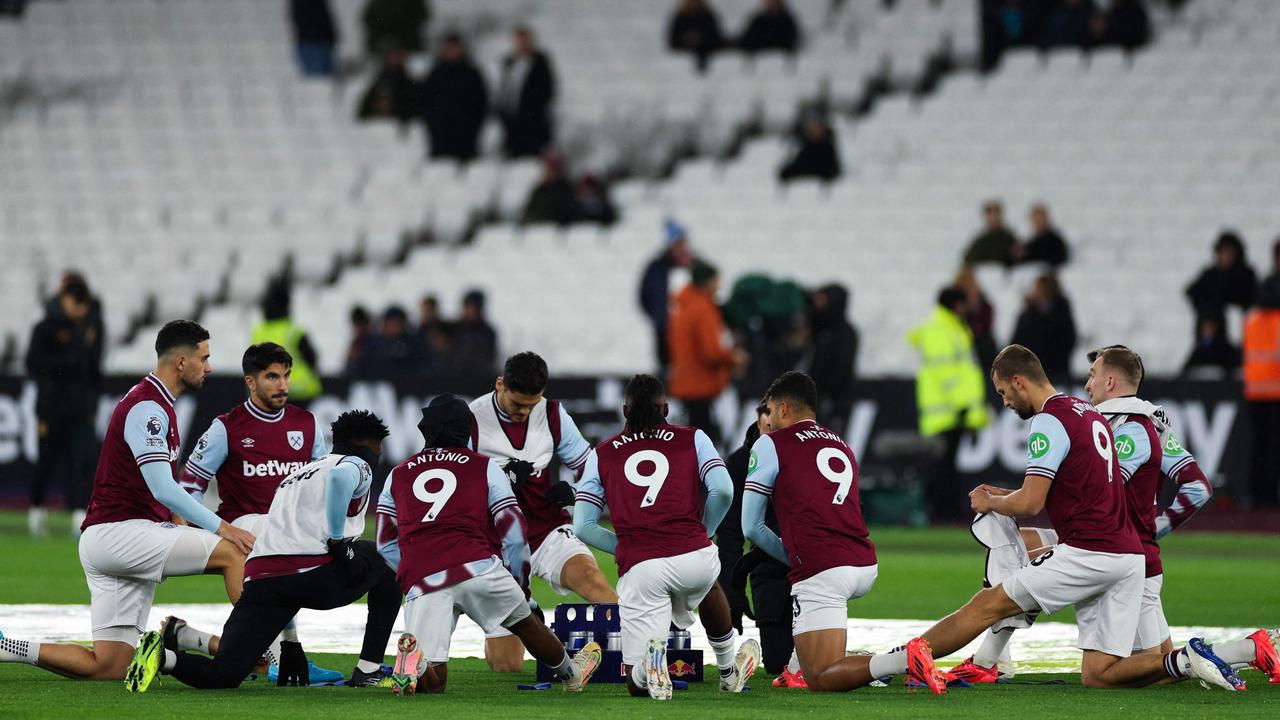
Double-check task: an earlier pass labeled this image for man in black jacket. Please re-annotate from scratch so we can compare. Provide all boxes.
[25,279,103,536]
[420,33,488,161]
[807,284,858,435]
[497,27,556,158]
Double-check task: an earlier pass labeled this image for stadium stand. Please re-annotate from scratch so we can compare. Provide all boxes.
[3,0,1278,380]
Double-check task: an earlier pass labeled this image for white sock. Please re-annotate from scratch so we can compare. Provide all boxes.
[266,638,282,666]
[356,659,381,674]
[787,651,801,674]
[178,625,215,654]
[1164,648,1192,679]
[282,618,300,643]
[868,647,908,678]
[631,663,648,688]
[162,649,177,672]
[973,629,1014,668]
[0,636,40,664]
[549,651,576,681]
[1212,638,1256,666]
[707,630,736,674]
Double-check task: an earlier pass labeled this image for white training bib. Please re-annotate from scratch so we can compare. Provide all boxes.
[470,392,555,472]
[248,454,372,562]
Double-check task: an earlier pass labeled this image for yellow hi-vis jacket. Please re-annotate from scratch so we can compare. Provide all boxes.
[907,306,990,436]
[250,318,322,402]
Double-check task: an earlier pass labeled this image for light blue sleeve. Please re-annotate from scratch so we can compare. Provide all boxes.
[694,429,732,537]
[1025,413,1071,481]
[375,483,400,570]
[179,418,227,502]
[742,435,788,565]
[555,404,592,472]
[311,414,330,460]
[125,402,224,533]
[1112,420,1152,483]
[325,462,361,540]
[1158,431,1195,478]
[486,459,518,510]
[571,451,617,554]
[486,459,531,588]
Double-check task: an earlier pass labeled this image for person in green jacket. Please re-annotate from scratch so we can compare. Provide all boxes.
[250,280,322,403]
[908,287,990,523]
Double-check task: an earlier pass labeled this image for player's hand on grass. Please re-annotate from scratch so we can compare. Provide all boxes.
[276,641,310,687]
[217,521,256,554]
[504,459,536,490]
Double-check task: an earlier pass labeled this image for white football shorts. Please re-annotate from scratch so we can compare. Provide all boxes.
[617,544,720,667]
[1134,574,1170,651]
[790,564,879,635]
[1001,542,1143,658]
[78,520,220,645]
[487,524,593,639]
[231,513,269,537]
[404,561,531,663]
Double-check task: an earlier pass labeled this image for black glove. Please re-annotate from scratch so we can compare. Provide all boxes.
[545,480,576,508]
[326,538,373,587]
[504,459,536,490]
[276,640,310,687]
[732,548,765,593]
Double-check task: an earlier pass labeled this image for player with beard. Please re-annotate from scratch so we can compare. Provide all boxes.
[163,343,339,685]
[469,351,618,671]
[0,321,254,681]
[823,345,1251,695]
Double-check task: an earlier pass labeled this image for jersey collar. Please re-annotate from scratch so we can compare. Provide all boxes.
[145,373,176,407]
[1038,392,1065,413]
[244,400,285,423]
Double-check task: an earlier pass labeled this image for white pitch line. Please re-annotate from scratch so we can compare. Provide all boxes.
[0,604,1258,675]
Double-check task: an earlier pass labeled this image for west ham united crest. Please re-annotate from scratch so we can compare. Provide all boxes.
[287,430,305,451]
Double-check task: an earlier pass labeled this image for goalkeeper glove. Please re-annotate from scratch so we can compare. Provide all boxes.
[326,538,372,587]
[276,641,310,687]
[504,459,536,490]
[545,480,576,507]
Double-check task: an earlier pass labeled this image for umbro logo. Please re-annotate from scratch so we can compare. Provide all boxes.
[241,438,255,447]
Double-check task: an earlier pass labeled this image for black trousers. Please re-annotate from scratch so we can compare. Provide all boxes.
[171,542,401,689]
[1250,401,1280,507]
[684,398,720,447]
[32,410,95,509]
[927,426,967,524]
[750,559,794,675]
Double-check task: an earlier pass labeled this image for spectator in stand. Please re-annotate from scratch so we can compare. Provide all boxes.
[1011,273,1078,381]
[1182,313,1241,377]
[367,305,431,377]
[356,47,419,122]
[25,278,103,538]
[420,33,488,161]
[496,26,557,158]
[344,305,378,377]
[362,0,429,56]
[520,152,575,225]
[1091,0,1150,50]
[418,294,448,359]
[738,0,800,55]
[450,289,498,377]
[963,200,1018,266]
[668,0,725,71]
[572,173,618,225]
[639,220,694,373]
[981,0,1037,70]
[1038,0,1096,49]
[954,266,999,379]
[1186,230,1258,322]
[289,0,339,77]
[1245,241,1280,506]
[778,117,841,183]
[1014,203,1070,267]
[806,284,858,434]
[668,259,746,445]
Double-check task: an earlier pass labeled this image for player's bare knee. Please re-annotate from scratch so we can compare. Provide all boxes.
[205,540,246,571]
[486,655,524,673]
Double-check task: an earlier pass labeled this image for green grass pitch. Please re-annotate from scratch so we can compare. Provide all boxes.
[2,511,1279,718]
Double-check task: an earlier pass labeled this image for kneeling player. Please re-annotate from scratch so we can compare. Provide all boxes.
[827,346,1253,694]
[741,371,879,692]
[573,374,761,700]
[376,394,601,695]
[124,411,402,691]
[0,321,254,681]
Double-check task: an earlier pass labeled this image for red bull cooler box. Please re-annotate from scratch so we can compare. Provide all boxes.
[535,603,705,684]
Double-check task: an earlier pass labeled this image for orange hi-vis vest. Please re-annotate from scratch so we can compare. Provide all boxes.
[1243,308,1280,401]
